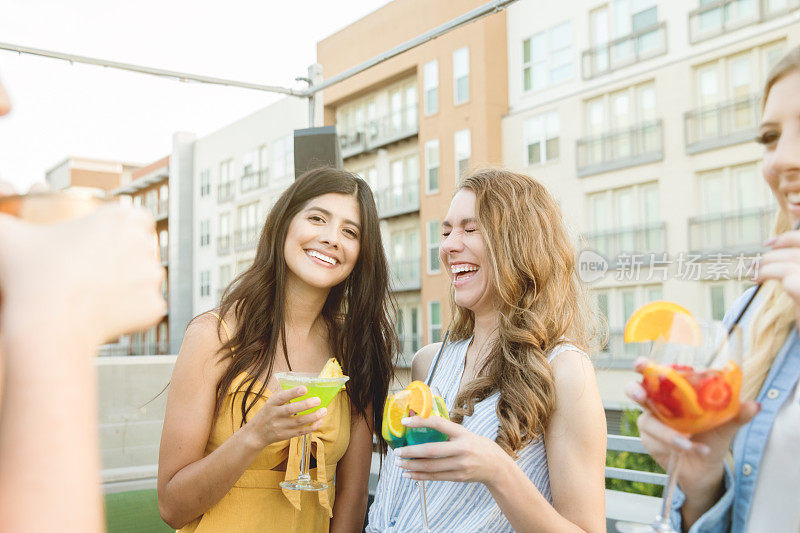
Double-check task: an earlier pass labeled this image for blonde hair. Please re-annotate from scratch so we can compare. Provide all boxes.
[742,45,800,401]
[448,168,604,457]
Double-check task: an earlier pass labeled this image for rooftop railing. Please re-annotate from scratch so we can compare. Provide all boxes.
[685,94,760,154]
[577,120,663,177]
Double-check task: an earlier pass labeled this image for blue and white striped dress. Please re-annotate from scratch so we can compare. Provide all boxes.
[367,337,583,532]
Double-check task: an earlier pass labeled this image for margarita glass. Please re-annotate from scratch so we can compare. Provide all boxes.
[618,309,742,533]
[275,372,348,491]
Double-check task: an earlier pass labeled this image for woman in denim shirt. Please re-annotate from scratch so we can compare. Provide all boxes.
[628,45,800,532]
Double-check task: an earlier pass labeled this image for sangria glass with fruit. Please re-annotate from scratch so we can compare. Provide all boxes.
[619,302,743,533]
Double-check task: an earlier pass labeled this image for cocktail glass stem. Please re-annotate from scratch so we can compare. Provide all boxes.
[415,481,430,532]
[652,451,683,533]
[298,434,311,483]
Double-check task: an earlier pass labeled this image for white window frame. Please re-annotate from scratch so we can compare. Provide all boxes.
[454,129,471,183]
[453,47,470,105]
[423,60,439,115]
[522,21,573,92]
[200,169,211,197]
[427,220,441,274]
[524,110,560,166]
[428,301,442,344]
[199,219,210,247]
[425,139,440,194]
[200,270,210,298]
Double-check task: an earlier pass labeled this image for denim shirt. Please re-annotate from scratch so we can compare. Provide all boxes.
[669,287,800,532]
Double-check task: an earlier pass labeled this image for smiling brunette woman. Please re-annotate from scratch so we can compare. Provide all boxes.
[157,168,396,533]
[368,169,607,532]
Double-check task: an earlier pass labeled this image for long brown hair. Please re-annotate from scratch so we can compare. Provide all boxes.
[742,45,800,401]
[448,168,602,457]
[214,167,397,453]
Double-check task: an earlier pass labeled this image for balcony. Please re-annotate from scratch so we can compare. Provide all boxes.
[217,234,232,256]
[396,334,423,367]
[375,181,420,219]
[585,222,667,263]
[217,182,234,203]
[234,227,259,252]
[339,105,419,159]
[159,246,168,267]
[577,120,663,177]
[594,329,650,368]
[688,207,776,255]
[689,0,800,44]
[581,22,667,80]
[241,169,268,194]
[685,94,760,154]
[154,199,168,221]
[390,258,421,292]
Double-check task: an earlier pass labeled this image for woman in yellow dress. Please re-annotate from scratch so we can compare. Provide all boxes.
[157,168,397,532]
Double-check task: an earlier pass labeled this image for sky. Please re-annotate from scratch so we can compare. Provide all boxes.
[0,0,391,192]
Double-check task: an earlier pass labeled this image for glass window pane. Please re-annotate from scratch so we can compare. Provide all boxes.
[646,286,663,302]
[453,47,469,77]
[710,286,726,321]
[522,39,531,64]
[528,142,542,164]
[622,290,636,323]
[632,6,657,31]
[531,33,546,61]
[424,60,438,90]
[545,138,559,161]
[549,22,572,50]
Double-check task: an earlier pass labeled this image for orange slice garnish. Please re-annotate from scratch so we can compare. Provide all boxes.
[624,301,701,346]
[385,391,410,439]
[406,380,434,418]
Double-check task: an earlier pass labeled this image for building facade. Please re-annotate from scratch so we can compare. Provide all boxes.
[192,96,308,317]
[317,0,508,382]
[45,156,140,193]
[502,0,800,422]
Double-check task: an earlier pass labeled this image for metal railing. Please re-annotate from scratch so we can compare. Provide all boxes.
[157,199,168,218]
[689,0,800,44]
[159,246,168,266]
[339,105,419,159]
[582,22,667,80]
[376,181,420,218]
[577,120,663,177]
[217,234,232,256]
[390,258,422,292]
[241,169,269,194]
[234,228,259,251]
[594,329,650,368]
[585,222,667,263]
[688,207,776,255]
[685,94,760,154]
[217,182,235,203]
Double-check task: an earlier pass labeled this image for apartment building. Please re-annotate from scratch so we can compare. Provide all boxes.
[317,0,508,382]
[111,156,171,355]
[503,0,800,423]
[45,156,140,192]
[192,97,307,316]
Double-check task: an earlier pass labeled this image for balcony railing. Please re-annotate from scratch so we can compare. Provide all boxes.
[689,0,800,44]
[585,222,667,263]
[390,258,421,292]
[577,120,663,177]
[234,227,259,252]
[339,105,419,159]
[241,169,268,194]
[217,234,232,256]
[217,182,234,203]
[685,94,760,154]
[396,334,423,367]
[594,329,650,368]
[688,207,776,255]
[156,199,168,219]
[582,22,667,80]
[375,181,420,218]
[159,246,168,266]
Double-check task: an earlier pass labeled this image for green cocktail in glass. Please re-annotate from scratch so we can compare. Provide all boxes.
[275,372,348,491]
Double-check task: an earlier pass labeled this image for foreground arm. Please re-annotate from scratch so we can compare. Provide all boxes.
[0,208,166,533]
[399,350,606,533]
[157,317,326,529]
[331,406,374,532]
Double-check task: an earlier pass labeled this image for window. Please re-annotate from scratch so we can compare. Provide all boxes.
[390,229,421,288]
[272,135,293,180]
[218,212,231,250]
[200,270,210,298]
[428,302,442,343]
[587,182,662,257]
[453,47,470,104]
[133,195,142,208]
[199,219,210,247]
[200,169,211,197]
[454,129,471,183]
[524,111,560,165]
[424,60,439,115]
[522,21,573,92]
[159,184,169,213]
[709,284,726,321]
[427,220,441,273]
[237,202,259,246]
[425,140,440,193]
[158,230,168,262]
[219,264,232,297]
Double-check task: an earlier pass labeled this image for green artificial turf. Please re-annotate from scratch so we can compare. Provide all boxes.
[104,489,173,533]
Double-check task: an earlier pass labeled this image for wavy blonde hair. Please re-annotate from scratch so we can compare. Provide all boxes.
[741,45,800,401]
[448,169,604,457]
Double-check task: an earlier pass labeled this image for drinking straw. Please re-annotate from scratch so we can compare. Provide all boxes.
[424,330,450,386]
